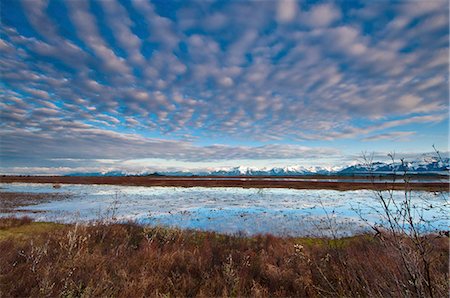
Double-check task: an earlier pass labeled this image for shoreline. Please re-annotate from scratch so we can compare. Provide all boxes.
[1,175,448,191]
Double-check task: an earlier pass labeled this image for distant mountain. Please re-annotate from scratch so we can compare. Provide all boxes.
[338,157,450,175]
[205,165,341,176]
[65,158,449,177]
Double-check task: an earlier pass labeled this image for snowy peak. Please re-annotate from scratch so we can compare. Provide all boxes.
[206,165,336,176]
[65,158,449,176]
[163,159,449,176]
[338,158,449,175]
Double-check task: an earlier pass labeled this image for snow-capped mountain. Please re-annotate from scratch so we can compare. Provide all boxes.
[65,157,449,176]
[338,157,449,175]
[159,158,449,176]
[205,165,341,176]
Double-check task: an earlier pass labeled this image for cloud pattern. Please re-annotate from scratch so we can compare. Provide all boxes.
[0,0,448,173]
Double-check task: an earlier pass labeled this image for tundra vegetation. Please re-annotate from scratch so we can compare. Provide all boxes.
[0,216,448,297]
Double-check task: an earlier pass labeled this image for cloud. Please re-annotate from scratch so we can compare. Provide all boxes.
[276,0,298,23]
[0,0,448,172]
[0,125,340,163]
[23,87,50,99]
[317,114,448,140]
[20,0,88,69]
[99,0,145,65]
[399,0,445,18]
[301,3,341,28]
[203,13,228,31]
[362,131,416,142]
[218,76,233,87]
[66,0,131,74]
[131,0,180,50]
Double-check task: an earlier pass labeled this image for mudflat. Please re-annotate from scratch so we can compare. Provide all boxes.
[0,191,71,213]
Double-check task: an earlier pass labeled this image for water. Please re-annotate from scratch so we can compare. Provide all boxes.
[1,183,448,237]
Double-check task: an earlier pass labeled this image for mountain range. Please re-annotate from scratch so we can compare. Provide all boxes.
[67,157,449,177]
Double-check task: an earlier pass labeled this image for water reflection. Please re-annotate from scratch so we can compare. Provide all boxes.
[0,183,448,237]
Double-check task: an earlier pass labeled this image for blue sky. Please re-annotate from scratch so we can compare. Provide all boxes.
[0,0,448,174]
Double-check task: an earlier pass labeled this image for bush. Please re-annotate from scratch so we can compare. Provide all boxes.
[0,218,448,297]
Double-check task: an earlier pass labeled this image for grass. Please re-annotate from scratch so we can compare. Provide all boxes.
[0,217,448,297]
[0,219,62,242]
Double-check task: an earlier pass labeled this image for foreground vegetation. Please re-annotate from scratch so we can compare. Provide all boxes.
[0,217,448,297]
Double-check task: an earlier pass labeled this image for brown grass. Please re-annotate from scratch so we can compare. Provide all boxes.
[1,175,448,191]
[0,217,448,297]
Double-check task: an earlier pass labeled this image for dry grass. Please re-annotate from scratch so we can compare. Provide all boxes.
[0,217,448,297]
[1,175,447,191]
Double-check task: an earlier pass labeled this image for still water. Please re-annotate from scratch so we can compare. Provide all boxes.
[1,183,448,237]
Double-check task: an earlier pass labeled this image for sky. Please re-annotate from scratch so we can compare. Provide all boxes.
[0,0,448,175]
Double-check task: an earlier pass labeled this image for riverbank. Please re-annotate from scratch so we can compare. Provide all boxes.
[1,175,448,191]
